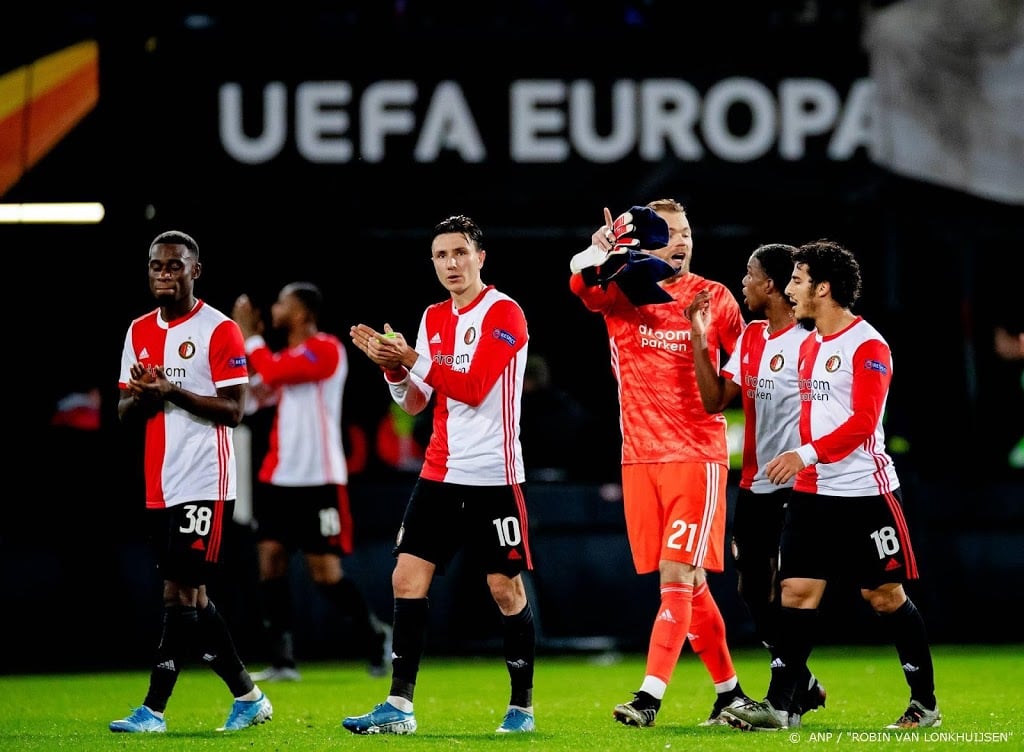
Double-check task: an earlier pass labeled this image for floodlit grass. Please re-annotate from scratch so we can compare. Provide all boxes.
[0,644,1020,751]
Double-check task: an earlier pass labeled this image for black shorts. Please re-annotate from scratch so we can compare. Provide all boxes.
[395,477,533,577]
[253,482,353,556]
[778,488,921,589]
[731,487,790,578]
[149,500,235,587]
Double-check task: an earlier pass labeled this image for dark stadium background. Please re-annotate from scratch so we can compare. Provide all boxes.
[4,3,1021,671]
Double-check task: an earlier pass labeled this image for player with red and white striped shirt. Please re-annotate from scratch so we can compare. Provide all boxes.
[723,240,941,731]
[112,230,271,734]
[688,243,825,727]
[343,215,536,736]
[232,281,389,682]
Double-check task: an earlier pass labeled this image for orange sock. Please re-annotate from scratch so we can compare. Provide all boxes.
[644,582,694,685]
[689,582,737,686]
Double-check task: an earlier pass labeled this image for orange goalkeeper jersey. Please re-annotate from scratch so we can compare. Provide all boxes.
[571,271,743,465]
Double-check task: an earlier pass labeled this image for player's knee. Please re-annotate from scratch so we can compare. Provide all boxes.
[863,583,906,614]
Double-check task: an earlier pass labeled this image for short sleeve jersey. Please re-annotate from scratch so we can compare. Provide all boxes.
[721,321,806,493]
[795,316,901,496]
[395,285,528,486]
[119,300,250,508]
[571,271,743,464]
[245,332,348,487]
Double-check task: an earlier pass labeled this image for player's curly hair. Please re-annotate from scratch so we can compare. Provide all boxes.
[793,239,862,309]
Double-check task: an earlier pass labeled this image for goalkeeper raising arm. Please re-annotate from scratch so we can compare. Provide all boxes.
[569,199,752,729]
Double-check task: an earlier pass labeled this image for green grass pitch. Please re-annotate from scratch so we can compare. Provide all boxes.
[1,644,1020,751]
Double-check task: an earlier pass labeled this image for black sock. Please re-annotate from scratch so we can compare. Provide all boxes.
[143,605,193,712]
[766,607,817,712]
[503,602,536,708]
[634,691,661,711]
[259,576,295,668]
[878,599,937,710]
[739,574,780,654]
[389,597,429,702]
[719,681,748,705]
[199,600,253,697]
[319,578,378,658]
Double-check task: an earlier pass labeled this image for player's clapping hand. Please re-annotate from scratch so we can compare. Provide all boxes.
[231,294,264,338]
[127,362,167,414]
[350,323,408,370]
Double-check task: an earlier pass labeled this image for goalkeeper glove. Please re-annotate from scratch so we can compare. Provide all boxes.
[610,206,670,251]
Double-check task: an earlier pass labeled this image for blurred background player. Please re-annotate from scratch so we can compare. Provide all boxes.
[232,282,390,681]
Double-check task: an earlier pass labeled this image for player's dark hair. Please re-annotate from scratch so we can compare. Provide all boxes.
[793,239,862,309]
[434,214,483,250]
[753,243,798,296]
[150,230,199,258]
[284,281,323,322]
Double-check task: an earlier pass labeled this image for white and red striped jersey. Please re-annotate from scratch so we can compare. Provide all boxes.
[386,285,528,486]
[245,332,348,487]
[721,321,806,493]
[794,316,900,496]
[119,301,250,508]
[570,271,743,465]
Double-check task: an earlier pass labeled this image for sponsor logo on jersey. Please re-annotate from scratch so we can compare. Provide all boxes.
[430,333,442,344]
[825,354,841,372]
[492,328,516,346]
[229,356,247,368]
[178,340,197,359]
[864,359,888,375]
[139,347,150,359]
[769,353,785,372]
[464,326,477,345]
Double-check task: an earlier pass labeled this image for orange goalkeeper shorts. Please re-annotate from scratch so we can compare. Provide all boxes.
[621,461,728,575]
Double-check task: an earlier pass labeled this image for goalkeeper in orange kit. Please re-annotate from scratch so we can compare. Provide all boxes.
[569,199,753,727]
